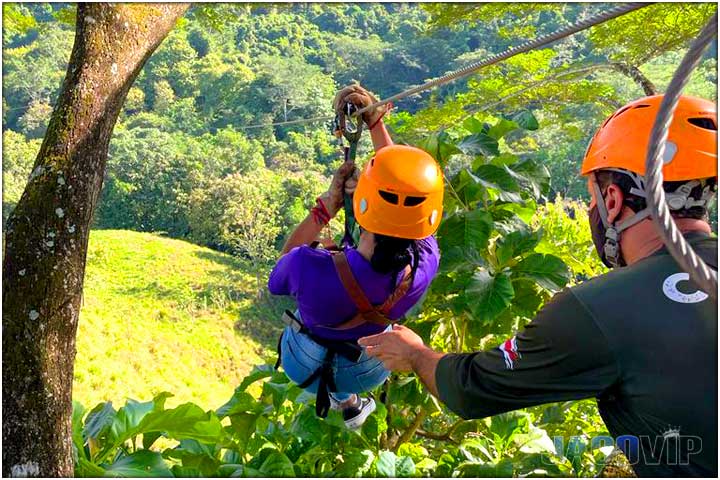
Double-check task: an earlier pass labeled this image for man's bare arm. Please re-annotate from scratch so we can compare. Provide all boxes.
[410,346,444,398]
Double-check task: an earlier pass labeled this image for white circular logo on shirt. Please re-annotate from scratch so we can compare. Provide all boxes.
[662,272,709,304]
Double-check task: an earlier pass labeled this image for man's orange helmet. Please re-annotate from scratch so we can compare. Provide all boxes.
[354,144,444,240]
[582,95,717,181]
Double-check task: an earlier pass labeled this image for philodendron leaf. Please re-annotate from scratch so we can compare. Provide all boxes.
[438,209,493,252]
[514,253,570,291]
[104,450,173,478]
[84,401,116,445]
[457,132,500,157]
[466,269,515,322]
[513,109,539,130]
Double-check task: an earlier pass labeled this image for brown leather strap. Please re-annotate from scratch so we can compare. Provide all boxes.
[378,265,413,314]
[332,252,374,313]
[324,251,414,331]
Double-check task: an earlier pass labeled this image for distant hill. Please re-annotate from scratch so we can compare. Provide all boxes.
[74,230,287,410]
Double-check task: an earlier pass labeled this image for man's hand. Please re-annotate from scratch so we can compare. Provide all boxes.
[320,158,359,217]
[333,83,387,128]
[359,324,430,372]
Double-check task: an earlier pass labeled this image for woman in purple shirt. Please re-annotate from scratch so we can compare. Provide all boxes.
[268,85,443,429]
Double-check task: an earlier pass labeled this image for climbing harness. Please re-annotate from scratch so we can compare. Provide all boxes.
[275,310,363,418]
[238,3,650,132]
[643,13,718,301]
[332,102,364,247]
[274,243,420,418]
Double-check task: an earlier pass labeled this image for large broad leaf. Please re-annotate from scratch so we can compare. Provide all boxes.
[84,401,116,443]
[104,451,173,478]
[454,459,514,477]
[512,110,539,130]
[452,168,485,205]
[72,401,87,460]
[462,116,489,135]
[487,118,520,140]
[495,228,541,267]
[110,395,167,446]
[474,164,520,193]
[416,131,461,166]
[438,209,493,252]
[466,270,515,323]
[376,451,416,478]
[216,389,257,418]
[227,412,260,447]
[457,132,500,157]
[514,254,570,291]
[335,449,375,477]
[509,159,551,198]
[259,451,295,477]
[236,364,275,393]
[439,245,487,273]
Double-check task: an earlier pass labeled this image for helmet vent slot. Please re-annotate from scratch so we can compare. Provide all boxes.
[379,190,399,204]
[404,195,426,207]
[688,117,717,130]
[633,104,651,109]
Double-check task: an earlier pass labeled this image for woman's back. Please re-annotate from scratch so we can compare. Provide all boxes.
[268,236,440,341]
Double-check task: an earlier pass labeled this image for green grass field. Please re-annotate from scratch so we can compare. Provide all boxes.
[74,230,289,411]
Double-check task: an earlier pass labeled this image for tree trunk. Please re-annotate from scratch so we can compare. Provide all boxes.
[2,3,188,476]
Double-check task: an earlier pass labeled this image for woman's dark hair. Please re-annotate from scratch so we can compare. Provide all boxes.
[370,234,418,275]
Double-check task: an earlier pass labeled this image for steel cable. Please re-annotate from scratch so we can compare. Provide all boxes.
[644,13,718,301]
[240,3,651,130]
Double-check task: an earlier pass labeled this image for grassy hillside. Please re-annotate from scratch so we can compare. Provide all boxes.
[74,230,288,410]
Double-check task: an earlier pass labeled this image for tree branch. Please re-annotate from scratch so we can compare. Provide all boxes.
[415,419,466,444]
[392,408,428,452]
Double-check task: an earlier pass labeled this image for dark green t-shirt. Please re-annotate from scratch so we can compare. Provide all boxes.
[436,232,717,477]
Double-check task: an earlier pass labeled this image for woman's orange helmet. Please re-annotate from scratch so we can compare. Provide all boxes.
[354,144,444,240]
[582,95,717,181]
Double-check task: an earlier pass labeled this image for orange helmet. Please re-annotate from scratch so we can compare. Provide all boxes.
[582,95,717,181]
[353,144,444,240]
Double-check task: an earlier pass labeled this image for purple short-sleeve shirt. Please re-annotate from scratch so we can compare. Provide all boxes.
[268,236,440,341]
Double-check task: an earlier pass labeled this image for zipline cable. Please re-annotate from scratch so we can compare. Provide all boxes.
[239,3,652,131]
[355,3,650,118]
[644,13,718,301]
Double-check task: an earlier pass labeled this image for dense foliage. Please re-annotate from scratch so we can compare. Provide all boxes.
[3,2,716,477]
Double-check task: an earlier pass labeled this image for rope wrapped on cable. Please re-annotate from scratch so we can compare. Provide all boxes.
[643,13,718,301]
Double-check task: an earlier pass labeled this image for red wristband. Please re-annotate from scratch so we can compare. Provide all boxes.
[369,102,393,130]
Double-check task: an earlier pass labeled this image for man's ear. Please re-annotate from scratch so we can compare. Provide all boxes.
[604,184,625,223]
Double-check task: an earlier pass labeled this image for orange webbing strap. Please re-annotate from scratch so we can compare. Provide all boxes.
[326,252,414,331]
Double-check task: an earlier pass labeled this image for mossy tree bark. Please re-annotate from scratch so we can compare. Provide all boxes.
[2,3,188,476]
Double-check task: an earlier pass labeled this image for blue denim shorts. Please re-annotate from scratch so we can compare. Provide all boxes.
[280,321,391,403]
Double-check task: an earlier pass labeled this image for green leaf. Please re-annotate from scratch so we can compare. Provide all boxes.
[216,389,257,418]
[490,411,530,442]
[376,451,396,477]
[84,401,116,443]
[514,253,570,291]
[416,131,461,166]
[438,209,493,252]
[457,132,500,157]
[466,270,515,322]
[474,164,520,193]
[452,168,485,205]
[495,228,541,266]
[396,456,416,477]
[335,449,375,477]
[236,364,275,393]
[259,451,295,477]
[462,116,489,134]
[227,412,259,446]
[488,118,520,140]
[104,451,173,478]
[509,159,551,198]
[513,110,539,130]
[72,401,87,460]
[455,459,514,477]
[76,456,106,477]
